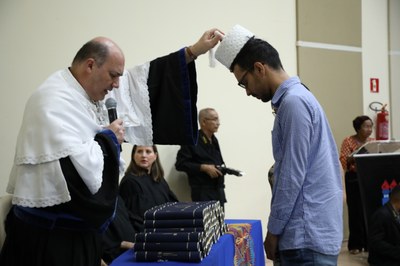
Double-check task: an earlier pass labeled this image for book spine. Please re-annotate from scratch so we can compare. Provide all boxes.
[134,232,203,242]
[144,218,209,228]
[134,242,201,251]
[135,251,203,262]
[144,227,204,233]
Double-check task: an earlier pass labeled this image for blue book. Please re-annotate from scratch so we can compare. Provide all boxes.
[144,201,219,220]
[134,232,203,242]
[134,241,201,251]
[135,251,203,262]
[144,227,204,233]
[144,218,209,228]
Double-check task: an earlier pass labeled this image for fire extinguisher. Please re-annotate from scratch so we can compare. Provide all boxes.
[376,104,389,140]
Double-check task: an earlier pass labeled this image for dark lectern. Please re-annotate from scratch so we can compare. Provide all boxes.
[353,140,400,234]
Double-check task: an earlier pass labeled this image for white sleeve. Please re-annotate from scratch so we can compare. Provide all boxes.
[69,140,104,194]
[107,62,153,145]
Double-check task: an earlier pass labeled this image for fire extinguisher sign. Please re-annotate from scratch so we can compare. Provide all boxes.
[370,78,379,93]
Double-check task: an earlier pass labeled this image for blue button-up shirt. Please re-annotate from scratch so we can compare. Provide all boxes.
[268,77,343,255]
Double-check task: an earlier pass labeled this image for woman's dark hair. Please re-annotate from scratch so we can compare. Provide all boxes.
[125,145,164,182]
[230,37,283,72]
[352,115,373,132]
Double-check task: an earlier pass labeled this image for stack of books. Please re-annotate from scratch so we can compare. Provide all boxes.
[133,201,226,262]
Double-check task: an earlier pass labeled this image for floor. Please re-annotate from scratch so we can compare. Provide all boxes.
[336,242,369,266]
[265,241,369,265]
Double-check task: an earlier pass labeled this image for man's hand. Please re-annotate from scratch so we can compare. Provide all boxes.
[106,118,125,144]
[121,241,134,250]
[264,231,279,261]
[188,28,224,58]
[200,164,223,178]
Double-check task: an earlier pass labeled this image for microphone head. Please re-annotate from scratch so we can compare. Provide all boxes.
[105,97,117,109]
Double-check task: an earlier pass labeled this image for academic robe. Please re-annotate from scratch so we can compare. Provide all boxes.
[1,48,199,266]
[119,172,179,233]
[368,203,400,266]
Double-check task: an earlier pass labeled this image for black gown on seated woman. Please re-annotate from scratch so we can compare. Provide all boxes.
[119,172,178,233]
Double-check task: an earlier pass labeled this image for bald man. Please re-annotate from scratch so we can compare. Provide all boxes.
[0,29,222,266]
[175,108,227,208]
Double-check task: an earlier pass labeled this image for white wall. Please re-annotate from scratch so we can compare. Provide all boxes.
[0,0,297,239]
[388,0,400,140]
[362,0,391,134]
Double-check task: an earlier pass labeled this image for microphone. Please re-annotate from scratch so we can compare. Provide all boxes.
[105,97,123,152]
[105,98,118,123]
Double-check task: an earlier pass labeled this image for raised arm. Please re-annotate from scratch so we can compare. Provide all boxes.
[184,28,223,63]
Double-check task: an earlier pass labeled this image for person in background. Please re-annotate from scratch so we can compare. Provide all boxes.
[339,115,374,254]
[119,145,178,233]
[0,28,222,266]
[214,24,343,265]
[368,184,400,265]
[175,108,227,208]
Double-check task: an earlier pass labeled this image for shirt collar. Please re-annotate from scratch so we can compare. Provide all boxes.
[63,68,91,102]
[271,76,301,112]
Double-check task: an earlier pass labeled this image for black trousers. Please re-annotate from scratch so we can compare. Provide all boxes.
[191,187,226,208]
[345,171,368,251]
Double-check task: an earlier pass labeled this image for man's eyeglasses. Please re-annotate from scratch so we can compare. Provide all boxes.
[237,70,249,88]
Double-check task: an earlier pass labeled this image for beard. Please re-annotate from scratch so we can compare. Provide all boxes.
[260,91,272,103]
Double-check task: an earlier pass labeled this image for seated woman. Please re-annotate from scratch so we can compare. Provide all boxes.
[119,145,179,232]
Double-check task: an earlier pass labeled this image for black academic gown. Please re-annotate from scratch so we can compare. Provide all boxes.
[368,203,400,266]
[0,131,120,266]
[119,172,178,233]
[148,49,199,145]
[101,195,136,264]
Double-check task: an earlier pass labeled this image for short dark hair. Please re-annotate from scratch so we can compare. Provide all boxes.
[72,40,109,67]
[230,37,283,72]
[352,115,372,132]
